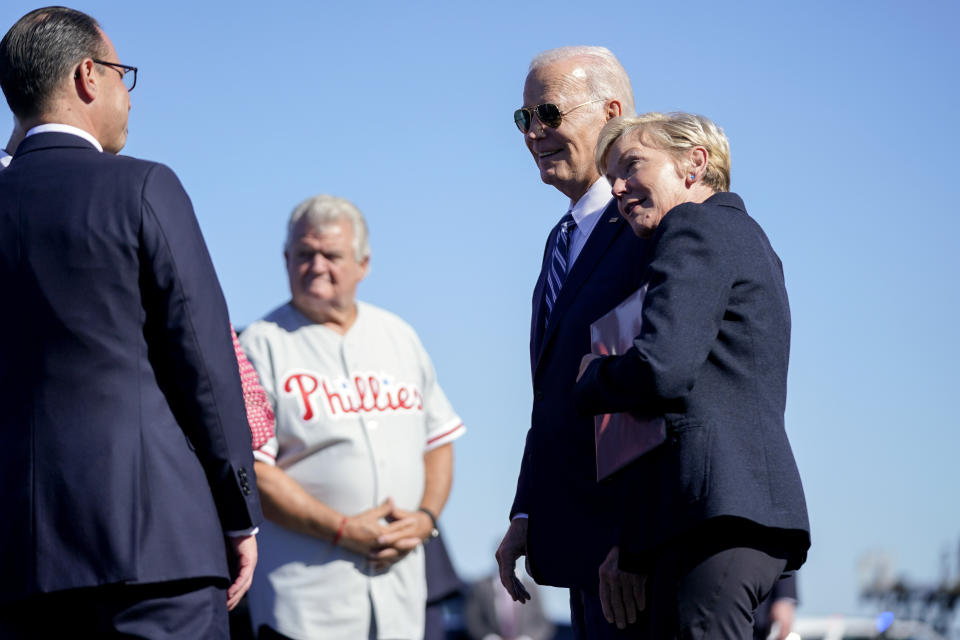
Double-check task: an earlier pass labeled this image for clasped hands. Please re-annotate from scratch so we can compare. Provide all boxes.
[339,498,433,570]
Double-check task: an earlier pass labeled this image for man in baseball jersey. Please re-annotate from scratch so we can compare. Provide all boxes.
[241,194,465,640]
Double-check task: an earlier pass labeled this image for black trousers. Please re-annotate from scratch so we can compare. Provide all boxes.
[631,520,790,640]
[0,578,228,639]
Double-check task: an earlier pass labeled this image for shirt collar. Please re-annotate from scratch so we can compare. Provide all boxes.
[569,177,613,237]
[0,151,11,168]
[25,123,103,152]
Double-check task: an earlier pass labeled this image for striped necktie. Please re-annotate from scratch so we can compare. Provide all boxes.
[544,211,577,320]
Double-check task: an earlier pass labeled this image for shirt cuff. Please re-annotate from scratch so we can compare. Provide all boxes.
[225,526,259,537]
[512,513,528,519]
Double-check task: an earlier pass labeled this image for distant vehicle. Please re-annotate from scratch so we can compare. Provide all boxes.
[787,614,945,640]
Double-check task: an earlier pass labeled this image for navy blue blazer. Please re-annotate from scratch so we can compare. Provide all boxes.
[0,132,263,602]
[511,199,647,590]
[574,192,810,570]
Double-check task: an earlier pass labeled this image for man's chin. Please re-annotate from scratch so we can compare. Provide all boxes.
[104,133,127,155]
[538,167,561,186]
[291,297,335,321]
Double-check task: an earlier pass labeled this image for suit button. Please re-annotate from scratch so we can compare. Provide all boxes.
[533,390,544,401]
[239,468,248,479]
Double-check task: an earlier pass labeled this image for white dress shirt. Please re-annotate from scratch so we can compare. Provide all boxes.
[1,124,102,168]
[566,176,614,269]
[24,123,103,151]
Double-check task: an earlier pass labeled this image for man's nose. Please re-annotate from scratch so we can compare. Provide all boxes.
[525,115,546,140]
[308,253,329,272]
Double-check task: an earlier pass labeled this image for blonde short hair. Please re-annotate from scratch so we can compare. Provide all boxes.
[595,112,731,192]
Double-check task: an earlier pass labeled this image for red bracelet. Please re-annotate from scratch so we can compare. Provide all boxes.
[332,516,347,546]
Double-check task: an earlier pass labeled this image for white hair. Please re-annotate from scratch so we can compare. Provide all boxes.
[529,46,635,116]
[285,194,370,262]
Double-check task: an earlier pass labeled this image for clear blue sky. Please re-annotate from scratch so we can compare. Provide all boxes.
[3,0,958,622]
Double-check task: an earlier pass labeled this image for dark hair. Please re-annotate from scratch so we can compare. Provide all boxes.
[0,6,105,119]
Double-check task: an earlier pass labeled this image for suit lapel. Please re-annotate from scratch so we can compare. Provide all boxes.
[529,221,560,373]
[534,200,627,374]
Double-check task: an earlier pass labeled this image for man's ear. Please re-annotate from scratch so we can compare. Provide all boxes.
[359,256,371,280]
[605,99,622,122]
[74,58,97,103]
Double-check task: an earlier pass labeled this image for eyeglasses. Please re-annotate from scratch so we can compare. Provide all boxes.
[513,98,605,133]
[93,59,138,92]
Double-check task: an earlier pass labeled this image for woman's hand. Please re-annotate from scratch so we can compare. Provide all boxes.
[598,546,645,629]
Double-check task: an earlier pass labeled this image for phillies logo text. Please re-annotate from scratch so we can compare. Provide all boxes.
[282,370,424,421]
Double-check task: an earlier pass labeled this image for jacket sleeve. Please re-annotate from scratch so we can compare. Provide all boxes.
[139,163,264,532]
[574,204,733,415]
[509,431,534,519]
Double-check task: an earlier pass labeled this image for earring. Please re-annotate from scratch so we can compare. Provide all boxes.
[689,173,696,181]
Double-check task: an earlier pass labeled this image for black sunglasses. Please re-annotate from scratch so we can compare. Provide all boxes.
[93,59,138,92]
[513,98,604,133]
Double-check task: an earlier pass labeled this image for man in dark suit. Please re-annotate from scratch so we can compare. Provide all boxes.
[0,7,262,638]
[495,46,647,639]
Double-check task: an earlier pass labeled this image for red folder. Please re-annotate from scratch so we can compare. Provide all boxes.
[590,285,666,481]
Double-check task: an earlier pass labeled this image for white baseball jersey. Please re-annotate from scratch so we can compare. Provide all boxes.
[241,301,464,640]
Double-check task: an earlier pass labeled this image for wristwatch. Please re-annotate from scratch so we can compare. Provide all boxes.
[418,507,440,543]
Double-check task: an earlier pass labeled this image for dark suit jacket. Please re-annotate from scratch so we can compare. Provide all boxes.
[511,199,647,590]
[575,192,810,570]
[0,132,263,603]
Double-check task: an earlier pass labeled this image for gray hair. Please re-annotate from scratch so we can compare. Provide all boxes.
[529,46,635,117]
[285,194,371,262]
[0,7,106,119]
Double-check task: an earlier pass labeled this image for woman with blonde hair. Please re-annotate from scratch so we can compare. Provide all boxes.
[574,112,810,638]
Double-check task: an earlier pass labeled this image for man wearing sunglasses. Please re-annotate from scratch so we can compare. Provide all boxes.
[0,7,262,638]
[496,46,649,638]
